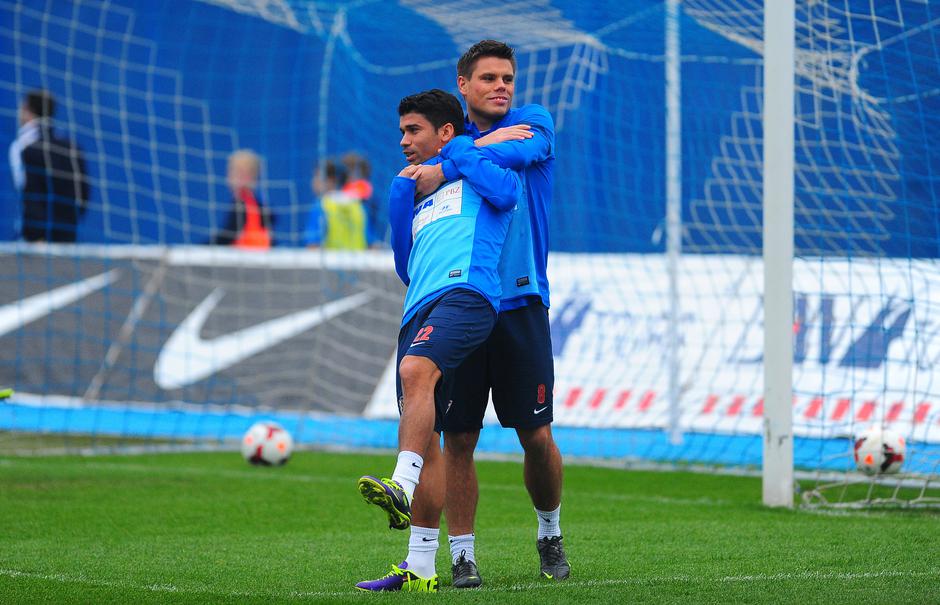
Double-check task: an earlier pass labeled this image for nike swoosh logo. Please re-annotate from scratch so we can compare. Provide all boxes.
[534,406,548,414]
[154,290,372,389]
[0,270,120,338]
[421,537,435,542]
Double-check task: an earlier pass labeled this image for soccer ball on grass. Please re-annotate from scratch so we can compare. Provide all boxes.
[241,421,293,466]
[853,426,905,475]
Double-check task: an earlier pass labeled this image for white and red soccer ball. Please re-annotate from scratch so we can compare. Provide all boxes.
[241,421,294,466]
[853,426,905,475]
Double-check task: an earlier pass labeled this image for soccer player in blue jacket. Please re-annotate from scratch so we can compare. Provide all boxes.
[410,40,570,586]
[356,89,520,593]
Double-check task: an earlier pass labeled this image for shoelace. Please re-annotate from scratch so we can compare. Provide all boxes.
[453,549,473,576]
[540,537,565,566]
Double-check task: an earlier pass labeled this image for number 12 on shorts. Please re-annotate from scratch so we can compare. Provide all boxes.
[411,325,433,345]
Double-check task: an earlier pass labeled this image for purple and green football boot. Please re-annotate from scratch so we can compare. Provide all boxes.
[355,561,439,593]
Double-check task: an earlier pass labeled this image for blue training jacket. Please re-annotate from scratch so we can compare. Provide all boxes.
[389,135,520,326]
[441,104,555,311]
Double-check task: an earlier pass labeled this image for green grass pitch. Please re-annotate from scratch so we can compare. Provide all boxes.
[1,449,938,604]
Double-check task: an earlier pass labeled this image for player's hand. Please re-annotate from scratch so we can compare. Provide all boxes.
[398,165,421,178]
[475,124,533,147]
[413,164,445,197]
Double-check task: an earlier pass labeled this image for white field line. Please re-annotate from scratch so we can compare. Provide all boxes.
[0,568,342,600]
[800,506,940,521]
[491,569,940,592]
[0,458,731,507]
[2,567,938,600]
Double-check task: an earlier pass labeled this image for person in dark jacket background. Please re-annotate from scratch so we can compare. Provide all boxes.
[9,90,90,242]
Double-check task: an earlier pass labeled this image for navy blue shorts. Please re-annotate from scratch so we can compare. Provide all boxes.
[396,288,497,430]
[442,301,554,431]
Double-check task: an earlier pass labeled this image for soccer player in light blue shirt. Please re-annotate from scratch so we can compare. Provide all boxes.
[357,89,521,593]
[408,40,569,586]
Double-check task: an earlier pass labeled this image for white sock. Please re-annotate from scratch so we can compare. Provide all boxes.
[406,525,439,578]
[391,451,423,503]
[448,533,476,564]
[535,505,561,539]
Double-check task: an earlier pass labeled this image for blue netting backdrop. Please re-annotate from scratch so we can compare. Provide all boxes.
[2,0,935,254]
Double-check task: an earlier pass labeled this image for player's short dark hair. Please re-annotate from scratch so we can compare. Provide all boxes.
[457,40,516,79]
[25,90,55,118]
[398,89,465,136]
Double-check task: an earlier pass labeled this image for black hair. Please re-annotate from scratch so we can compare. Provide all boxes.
[25,90,55,118]
[398,89,465,136]
[457,40,516,79]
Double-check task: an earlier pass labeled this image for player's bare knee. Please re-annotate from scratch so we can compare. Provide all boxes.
[399,355,441,392]
[444,430,479,460]
[517,424,555,455]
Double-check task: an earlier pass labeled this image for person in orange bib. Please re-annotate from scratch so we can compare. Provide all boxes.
[210,149,273,249]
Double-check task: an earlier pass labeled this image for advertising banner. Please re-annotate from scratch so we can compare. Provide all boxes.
[368,254,940,443]
[4,246,938,443]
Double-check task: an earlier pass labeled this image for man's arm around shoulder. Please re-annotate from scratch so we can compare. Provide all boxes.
[476,104,554,171]
[438,136,520,211]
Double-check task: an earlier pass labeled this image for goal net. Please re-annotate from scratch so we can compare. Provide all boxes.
[1,0,938,506]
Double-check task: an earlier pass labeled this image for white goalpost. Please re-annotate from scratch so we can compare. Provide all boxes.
[761,0,795,507]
